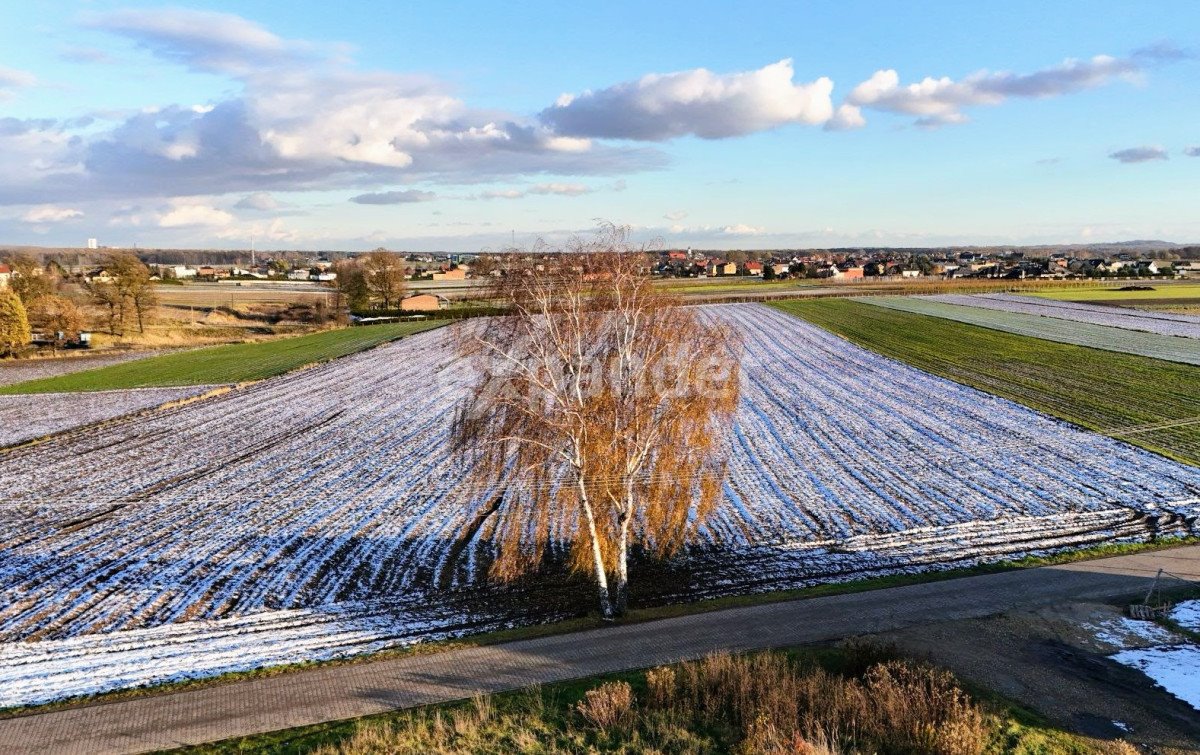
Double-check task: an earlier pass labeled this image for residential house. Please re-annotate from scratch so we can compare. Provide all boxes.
[0,264,10,289]
[707,261,738,277]
[744,261,764,276]
[431,267,466,281]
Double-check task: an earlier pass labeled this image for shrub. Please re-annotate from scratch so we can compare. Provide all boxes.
[575,680,635,732]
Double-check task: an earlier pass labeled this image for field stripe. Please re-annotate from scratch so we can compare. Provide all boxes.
[863,295,1200,365]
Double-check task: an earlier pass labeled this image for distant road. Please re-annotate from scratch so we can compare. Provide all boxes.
[1,546,1196,755]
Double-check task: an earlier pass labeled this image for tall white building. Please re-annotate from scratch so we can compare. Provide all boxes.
[86,238,98,249]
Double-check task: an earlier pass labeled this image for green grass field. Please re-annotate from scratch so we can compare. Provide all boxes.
[0,322,444,394]
[1030,283,1200,302]
[772,299,1200,467]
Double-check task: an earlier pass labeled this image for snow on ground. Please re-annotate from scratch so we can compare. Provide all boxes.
[929,293,1200,340]
[0,350,178,388]
[1113,645,1200,710]
[0,592,567,707]
[1083,615,1176,649]
[1,304,1199,706]
[865,296,1200,365]
[0,386,221,446]
[1171,600,1200,632]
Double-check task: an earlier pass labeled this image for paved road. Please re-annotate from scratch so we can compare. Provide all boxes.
[3,546,1197,754]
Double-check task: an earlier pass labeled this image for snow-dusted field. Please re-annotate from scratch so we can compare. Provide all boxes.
[2,304,1199,706]
[928,293,1200,339]
[866,296,1200,365]
[0,350,178,388]
[0,386,220,447]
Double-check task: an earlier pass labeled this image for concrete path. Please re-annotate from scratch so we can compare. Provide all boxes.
[2,546,1197,754]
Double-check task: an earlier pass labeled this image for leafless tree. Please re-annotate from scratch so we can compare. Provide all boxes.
[453,226,741,618]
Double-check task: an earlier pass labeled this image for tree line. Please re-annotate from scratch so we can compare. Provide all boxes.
[0,251,157,357]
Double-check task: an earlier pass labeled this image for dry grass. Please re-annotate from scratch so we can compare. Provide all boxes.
[310,650,1008,754]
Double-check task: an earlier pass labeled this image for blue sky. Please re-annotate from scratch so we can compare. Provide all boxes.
[1,1,1197,251]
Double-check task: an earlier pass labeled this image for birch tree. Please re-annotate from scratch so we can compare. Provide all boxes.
[453,227,741,618]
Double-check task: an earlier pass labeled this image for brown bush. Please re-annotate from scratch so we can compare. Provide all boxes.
[650,651,985,755]
[575,680,635,731]
[644,665,676,708]
[314,649,990,754]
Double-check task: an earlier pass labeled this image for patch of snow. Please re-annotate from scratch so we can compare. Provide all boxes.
[1112,720,1131,733]
[1084,615,1177,648]
[1112,644,1200,711]
[1170,600,1200,632]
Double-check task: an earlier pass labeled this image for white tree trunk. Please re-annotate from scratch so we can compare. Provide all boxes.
[578,479,613,618]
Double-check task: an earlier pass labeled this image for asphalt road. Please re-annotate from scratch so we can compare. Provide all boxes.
[2,546,1197,754]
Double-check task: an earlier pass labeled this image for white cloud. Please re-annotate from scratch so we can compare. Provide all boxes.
[84,8,299,75]
[1109,146,1168,163]
[475,183,594,200]
[349,189,436,204]
[824,103,866,131]
[722,223,765,235]
[158,203,235,227]
[0,17,662,208]
[540,59,834,140]
[1184,146,1200,157]
[234,192,280,210]
[663,210,688,221]
[479,189,525,200]
[843,54,1141,127]
[0,66,36,100]
[21,205,83,223]
[528,182,592,196]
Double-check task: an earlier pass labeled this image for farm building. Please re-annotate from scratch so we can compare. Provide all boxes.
[400,293,446,311]
[432,268,466,281]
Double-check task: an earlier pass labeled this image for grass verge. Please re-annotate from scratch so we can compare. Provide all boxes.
[4,536,1192,719]
[770,299,1200,467]
[173,644,1111,754]
[0,322,444,394]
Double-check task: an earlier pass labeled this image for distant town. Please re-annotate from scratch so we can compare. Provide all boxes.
[3,240,1199,291]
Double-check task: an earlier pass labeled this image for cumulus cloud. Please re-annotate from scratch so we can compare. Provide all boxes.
[540,59,833,140]
[1109,146,1168,163]
[234,191,280,210]
[1185,146,1200,157]
[21,205,83,223]
[349,189,436,204]
[824,103,866,131]
[158,203,235,227]
[722,223,765,235]
[844,54,1142,127]
[0,11,663,207]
